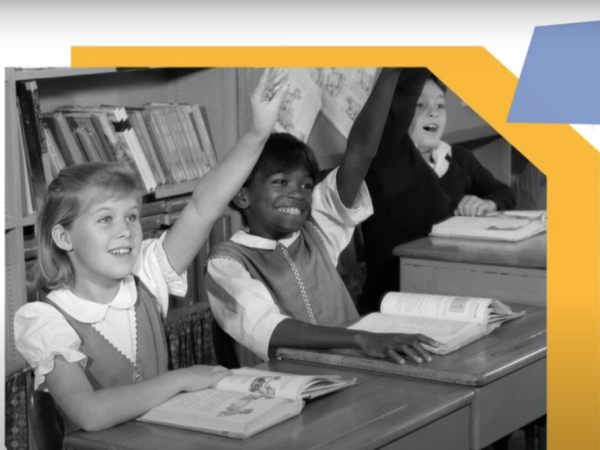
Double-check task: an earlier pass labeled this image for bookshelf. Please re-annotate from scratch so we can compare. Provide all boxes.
[4,67,239,371]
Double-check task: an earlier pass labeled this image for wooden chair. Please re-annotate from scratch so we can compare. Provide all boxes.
[27,372,64,450]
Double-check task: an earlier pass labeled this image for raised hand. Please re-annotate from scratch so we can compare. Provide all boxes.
[249,67,290,138]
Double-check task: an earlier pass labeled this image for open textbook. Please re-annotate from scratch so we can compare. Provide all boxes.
[429,210,547,242]
[348,292,525,355]
[136,368,356,439]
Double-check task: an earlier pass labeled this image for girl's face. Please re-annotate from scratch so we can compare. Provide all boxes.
[239,167,314,241]
[60,192,142,301]
[408,79,447,154]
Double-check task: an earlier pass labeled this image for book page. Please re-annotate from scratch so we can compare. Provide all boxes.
[320,68,377,138]
[430,216,546,241]
[215,368,346,400]
[380,292,493,324]
[273,69,322,143]
[139,389,290,424]
[348,313,488,354]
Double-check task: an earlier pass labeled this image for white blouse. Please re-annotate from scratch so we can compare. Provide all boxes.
[14,233,187,390]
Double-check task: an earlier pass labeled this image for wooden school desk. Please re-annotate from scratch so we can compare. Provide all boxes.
[392,234,547,306]
[63,361,474,450]
[277,303,547,449]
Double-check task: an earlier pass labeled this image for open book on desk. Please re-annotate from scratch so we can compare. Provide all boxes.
[429,210,547,242]
[348,292,525,355]
[136,367,356,439]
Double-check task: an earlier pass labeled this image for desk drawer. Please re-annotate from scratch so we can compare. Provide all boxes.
[400,258,546,306]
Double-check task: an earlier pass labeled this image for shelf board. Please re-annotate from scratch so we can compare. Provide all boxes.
[5,216,18,230]
[14,68,119,81]
[4,214,37,229]
[151,180,198,200]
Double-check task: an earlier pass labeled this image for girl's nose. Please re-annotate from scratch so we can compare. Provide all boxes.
[287,183,305,199]
[116,221,133,238]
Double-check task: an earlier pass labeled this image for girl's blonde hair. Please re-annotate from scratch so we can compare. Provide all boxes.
[33,162,141,293]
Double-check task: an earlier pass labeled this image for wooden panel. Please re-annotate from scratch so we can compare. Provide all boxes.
[400,258,546,306]
[393,235,547,270]
[380,406,470,450]
[470,361,546,449]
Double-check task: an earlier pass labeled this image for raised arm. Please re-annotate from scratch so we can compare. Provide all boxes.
[337,68,402,207]
[163,68,289,274]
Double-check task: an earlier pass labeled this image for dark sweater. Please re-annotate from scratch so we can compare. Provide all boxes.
[359,69,515,313]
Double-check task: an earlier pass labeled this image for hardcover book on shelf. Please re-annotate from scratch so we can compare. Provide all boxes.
[429,211,547,242]
[42,112,86,166]
[174,105,210,176]
[166,106,202,179]
[62,112,113,162]
[142,108,185,183]
[42,123,67,179]
[144,106,195,181]
[190,104,218,168]
[16,82,48,210]
[72,127,104,162]
[126,109,167,185]
[136,367,355,439]
[17,111,36,214]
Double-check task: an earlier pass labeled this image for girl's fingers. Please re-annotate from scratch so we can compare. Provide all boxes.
[387,348,405,365]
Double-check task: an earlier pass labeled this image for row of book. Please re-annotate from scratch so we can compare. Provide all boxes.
[16,80,219,215]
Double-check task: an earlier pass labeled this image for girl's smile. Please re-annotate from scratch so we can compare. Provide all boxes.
[238,168,314,241]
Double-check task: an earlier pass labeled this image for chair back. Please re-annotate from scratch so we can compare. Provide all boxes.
[211,319,240,369]
[27,373,65,450]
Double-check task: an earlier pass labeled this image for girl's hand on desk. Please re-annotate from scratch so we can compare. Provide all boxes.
[356,332,438,365]
[454,195,497,217]
[176,365,232,392]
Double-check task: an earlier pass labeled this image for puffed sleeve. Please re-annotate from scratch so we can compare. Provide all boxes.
[13,302,87,390]
[135,232,188,317]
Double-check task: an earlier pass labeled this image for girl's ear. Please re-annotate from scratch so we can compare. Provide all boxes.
[232,188,250,210]
[51,224,73,252]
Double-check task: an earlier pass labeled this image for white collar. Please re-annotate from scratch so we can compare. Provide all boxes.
[47,275,138,324]
[426,141,452,177]
[230,228,301,250]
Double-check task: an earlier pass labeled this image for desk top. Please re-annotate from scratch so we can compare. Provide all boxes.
[64,361,473,450]
[277,303,546,387]
[392,234,546,270]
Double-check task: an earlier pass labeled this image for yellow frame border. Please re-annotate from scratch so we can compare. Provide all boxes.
[72,46,600,449]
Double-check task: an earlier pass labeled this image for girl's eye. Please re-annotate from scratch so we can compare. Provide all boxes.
[127,214,138,222]
[273,179,287,186]
[99,216,112,224]
[302,183,314,191]
[437,103,445,109]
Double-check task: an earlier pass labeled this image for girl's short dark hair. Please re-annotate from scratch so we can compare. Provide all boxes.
[33,161,141,293]
[230,132,321,217]
[244,133,320,187]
